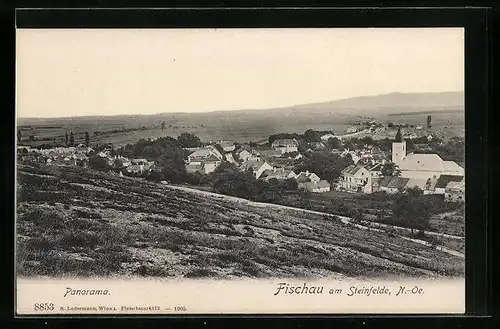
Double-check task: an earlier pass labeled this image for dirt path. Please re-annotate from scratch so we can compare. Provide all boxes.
[162,183,465,258]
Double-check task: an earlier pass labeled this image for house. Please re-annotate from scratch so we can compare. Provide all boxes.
[430,174,464,195]
[187,147,224,174]
[225,153,236,164]
[126,164,144,174]
[339,165,370,192]
[218,141,236,153]
[261,168,297,182]
[379,176,411,194]
[188,147,223,165]
[185,164,204,174]
[362,177,383,194]
[271,139,299,154]
[299,180,331,193]
[445,179,465,202]
[237,149,261,162]
[365,162,383,178]
[296,171,321,184]
[404,133,419,139]
[240,160,274,179]
[340,150,361,165]
[72,153,88,167]
[391,128,464,181]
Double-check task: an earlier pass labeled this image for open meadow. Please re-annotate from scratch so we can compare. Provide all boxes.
[16,164,464,280]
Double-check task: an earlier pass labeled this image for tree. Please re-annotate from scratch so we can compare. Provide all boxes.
[145,170,165,182]
[113,158,124,169]
[161,121,166,131]
[69,132,75,147]
[85,132,90,147]
[177,133,202,148]
[392,194,432,234]
[326,137,341,150]
[361,136,374,146]
[303,129,321,142]
[210,163,256,198]
[88,155,110,171]
[388,122,394,128]
[427,115,432,128]
[381,162,400,177]
[156,139,187,182]
[65,132,69,146]
[406,186,424,197]
[343,140,355,151]
[17,130,22,142]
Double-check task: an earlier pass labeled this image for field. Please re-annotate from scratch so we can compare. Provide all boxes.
[16,164,464,279]
[17,100,464,148]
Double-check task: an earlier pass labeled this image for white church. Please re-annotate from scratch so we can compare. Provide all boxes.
[391,128,464,189]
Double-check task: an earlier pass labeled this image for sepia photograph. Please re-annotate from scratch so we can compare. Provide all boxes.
[15,27,466,314]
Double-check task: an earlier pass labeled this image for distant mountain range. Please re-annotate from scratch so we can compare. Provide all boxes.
[259,91,464,116]
[18,91,464,123]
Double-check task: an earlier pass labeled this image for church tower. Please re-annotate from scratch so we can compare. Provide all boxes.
[392,128,406,165]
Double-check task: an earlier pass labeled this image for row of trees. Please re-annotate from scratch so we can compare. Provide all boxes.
[210,162,298,203]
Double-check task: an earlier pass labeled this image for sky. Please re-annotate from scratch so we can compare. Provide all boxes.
[16,28,464,118]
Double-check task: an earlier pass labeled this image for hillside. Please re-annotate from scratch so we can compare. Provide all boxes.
[17,165,464,279]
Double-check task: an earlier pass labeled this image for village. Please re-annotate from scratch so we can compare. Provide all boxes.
[17,120,465,203]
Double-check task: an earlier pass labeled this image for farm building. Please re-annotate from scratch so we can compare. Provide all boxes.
[296,171,321,184]
[271,139,299,154]
[239,160,274,179]
[299,180,331,193]
[261,168,297,182]
[378,176,410,194]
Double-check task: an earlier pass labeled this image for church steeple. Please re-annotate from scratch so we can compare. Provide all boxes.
[395,127,403,142]
[392,127,406,165]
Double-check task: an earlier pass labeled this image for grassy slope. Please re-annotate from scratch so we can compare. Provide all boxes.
[16,165,464,279]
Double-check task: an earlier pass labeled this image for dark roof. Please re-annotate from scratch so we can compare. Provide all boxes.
[395,128,403,142]
[341,165,366,175]
[380,176,410,189]
[435,175,463,189]
[365,163,382,172]
[295,172,311,183]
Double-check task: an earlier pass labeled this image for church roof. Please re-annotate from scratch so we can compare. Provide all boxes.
[399,153,444,172]
[442,160,464,173]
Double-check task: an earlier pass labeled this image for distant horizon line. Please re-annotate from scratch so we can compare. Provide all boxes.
[17,89,464,121]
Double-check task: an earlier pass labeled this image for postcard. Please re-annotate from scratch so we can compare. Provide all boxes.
[15,27,465,315]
